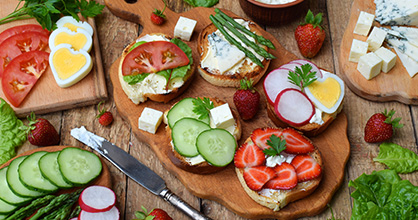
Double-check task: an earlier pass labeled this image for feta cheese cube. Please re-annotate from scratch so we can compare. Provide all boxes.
[349,39,368,62]
[374,47,396,73]
[209,103,235,129]
[138,107,163,134]
[174,16,197,41]
[367,27,387,51]
[357,52,383,80]
[353,11,374,36]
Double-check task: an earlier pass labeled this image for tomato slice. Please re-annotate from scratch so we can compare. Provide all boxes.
[122,41,189,76]
[0,24,49,45]
[2,51,49,107]
[0,31,49,78]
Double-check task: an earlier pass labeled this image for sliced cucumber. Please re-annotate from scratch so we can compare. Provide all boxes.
[172,118,211,157]
[0,198,16,215]
[18,151,59,193]
[167,98,210,128]
[58,147,102,186]
[0,167,31,206]
[196,129,237,167]
[6,156,45,198]
[39,151,73,188]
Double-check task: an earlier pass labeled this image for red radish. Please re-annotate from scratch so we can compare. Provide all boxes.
[274,88,315,127]
[79,186,116,213]
[70,218,77,220]
[289,59,323,78]
[79,206,120,220]
[263,68,300,105]
[279,62,302,72]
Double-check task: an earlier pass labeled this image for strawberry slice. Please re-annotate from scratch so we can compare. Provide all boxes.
[291,155,321,182]
[234,142,266,168]
[265,162,298,190]
[251,128,283,150]
[281,128,315,154]
[243,166,276,191]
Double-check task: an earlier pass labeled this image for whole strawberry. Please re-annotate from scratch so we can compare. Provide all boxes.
[295,10,325,58]
[97,101,113,126]
[233,79,260,120]
[151,0,167,25]
[134,206,173,220]
[26,112,60,146]
[364,109,404,143]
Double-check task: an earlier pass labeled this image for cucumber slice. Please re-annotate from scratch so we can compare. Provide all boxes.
[6,156,45,198]
[172,118,211,157]
[18,151,59,193]
[167,98,210,128]
[58,147,102,186]
[196,129,237,167]
[0,167,31,206]
[0,198,16,215]
[39,151,73,188]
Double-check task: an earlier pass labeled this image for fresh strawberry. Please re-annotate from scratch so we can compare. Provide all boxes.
[265,162,298,190]
[294,10,325,58]
[26,112,60,146]
[233,78,260,120]
[364,109,404,143]
[281,128,314,154]
[291,154,321,182]
[251,128,283,150]
[234,142,266,168]
[135,206,172,220]
[150,0,167,25]
[243,166,276,191]
[97,101,113,126]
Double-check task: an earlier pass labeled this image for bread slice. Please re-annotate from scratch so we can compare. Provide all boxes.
[235,136,322,211]
[118,33,194,104]
[165,97,242,174]
[197,19,271,87]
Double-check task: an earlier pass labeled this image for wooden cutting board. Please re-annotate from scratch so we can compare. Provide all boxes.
[105,0,350,219]
[339,0,418,104]
[0,1,107,117]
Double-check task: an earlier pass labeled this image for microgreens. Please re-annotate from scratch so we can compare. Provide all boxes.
[263,135,287,156]
[288,63,317,91]
[192,97,214,120]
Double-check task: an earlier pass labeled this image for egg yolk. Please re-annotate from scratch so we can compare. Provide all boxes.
[53,48,87,80]
[54,32,87,51]
[307,78,341,109]
[63,23,81,33]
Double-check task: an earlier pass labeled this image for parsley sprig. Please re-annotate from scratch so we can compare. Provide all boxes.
[288,63,317,91]
[0,0,105,31]
[192,97,214,120]
[263,135,287,156]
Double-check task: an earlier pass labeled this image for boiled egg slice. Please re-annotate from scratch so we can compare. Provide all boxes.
[304,70,344,114]
[49,27,92,52]
[50,44,92,88]
[56,16,93,36]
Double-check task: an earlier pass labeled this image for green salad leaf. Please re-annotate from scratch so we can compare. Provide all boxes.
[183,0,219,7]
[373,143,418,173]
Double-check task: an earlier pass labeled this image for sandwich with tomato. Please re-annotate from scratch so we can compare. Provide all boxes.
[119,33,194,104]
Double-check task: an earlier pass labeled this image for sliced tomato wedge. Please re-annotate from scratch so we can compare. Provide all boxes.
[0,24,49,45]
[121,41,189,76]
[0,31,49,78]
[2,51,49,107]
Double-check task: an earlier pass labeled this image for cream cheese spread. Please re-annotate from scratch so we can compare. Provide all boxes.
[254,0,297,5]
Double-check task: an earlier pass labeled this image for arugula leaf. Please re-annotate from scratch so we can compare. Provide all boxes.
[373,143,418,173]
[123,73,150,85]
[129,41,147,52]
[192,98,214,120]
[183,0,219,7]
[288,63,317,91]
[262,135,286,156]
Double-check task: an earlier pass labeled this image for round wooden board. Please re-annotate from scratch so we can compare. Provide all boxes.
[105,0,350,219]
[339,0,418,104]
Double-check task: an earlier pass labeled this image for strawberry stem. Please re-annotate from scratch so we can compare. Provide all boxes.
[97,101,106,118]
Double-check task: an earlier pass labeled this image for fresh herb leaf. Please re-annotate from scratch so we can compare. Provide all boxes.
[192,98,214,120]
[123,73,150,85]
[263,135,286,156]
[373,143,418,173]
[183,0,219,7]
[288,63,317,91]
[129,41,147,52]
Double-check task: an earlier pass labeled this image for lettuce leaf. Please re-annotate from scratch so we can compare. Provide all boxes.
[183,0,218,7]
[373,143,418,173]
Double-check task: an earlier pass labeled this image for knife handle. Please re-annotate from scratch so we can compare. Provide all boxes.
[160,188,212,220]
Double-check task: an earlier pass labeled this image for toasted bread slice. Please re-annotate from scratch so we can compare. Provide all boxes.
[197,19,271,87]
[165,97,242,174]
[119,33,194,104]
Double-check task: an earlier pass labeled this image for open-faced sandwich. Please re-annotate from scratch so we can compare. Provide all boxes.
[197,9,275,87]
[234,127,322,211]
[119,33,194,104]
[163,97,241,174]
[263,60,344,136]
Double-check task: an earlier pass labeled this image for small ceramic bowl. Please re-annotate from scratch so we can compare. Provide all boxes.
[239,0,307,25]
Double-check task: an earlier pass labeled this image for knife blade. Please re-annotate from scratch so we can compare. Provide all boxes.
[71,126,211,220]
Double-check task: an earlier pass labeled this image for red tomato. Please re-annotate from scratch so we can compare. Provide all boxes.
[0,24,49,45]
[0,31,49,78]
[2,51,49,107]
[121,41,189,76]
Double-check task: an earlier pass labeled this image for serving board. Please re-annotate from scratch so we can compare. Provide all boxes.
[339,0,418,104]
[105,0,350,219]
[0,1,107,117]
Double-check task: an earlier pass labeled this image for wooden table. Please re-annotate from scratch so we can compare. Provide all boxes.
[14,0,418,219]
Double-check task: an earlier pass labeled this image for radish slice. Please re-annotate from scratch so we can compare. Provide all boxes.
[279,63,302,72]
[79,206,120,220]
[274,88,315,127]
[70,218,77,220]
[79,186,116,213]
[289,59,323,78]
[263,68,300,105]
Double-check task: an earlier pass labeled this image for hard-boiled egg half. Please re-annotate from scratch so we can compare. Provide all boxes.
[49,27,92,52]
[56,16,94,36]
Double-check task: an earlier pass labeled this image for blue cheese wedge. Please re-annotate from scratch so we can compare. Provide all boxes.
[374,0,418,26]
[353,11,374,36]
[386,37,418,63]
[138,107,163,134]
[367,27,387,52]
[394,47,418,77]
[374,47,397,73]
[390,26,418,47]
[357,52,383,80]
[174,16,197,41]
[349,39,369,62]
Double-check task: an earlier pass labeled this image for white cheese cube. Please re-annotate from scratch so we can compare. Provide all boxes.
[174,16,197,41]
[209,103,235,129]
[374,47,396,73]
[357,52,383,80]
[367,27,387,51]
[138,107,163,134]
[349,39,369,62]
[353,11,375,36]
